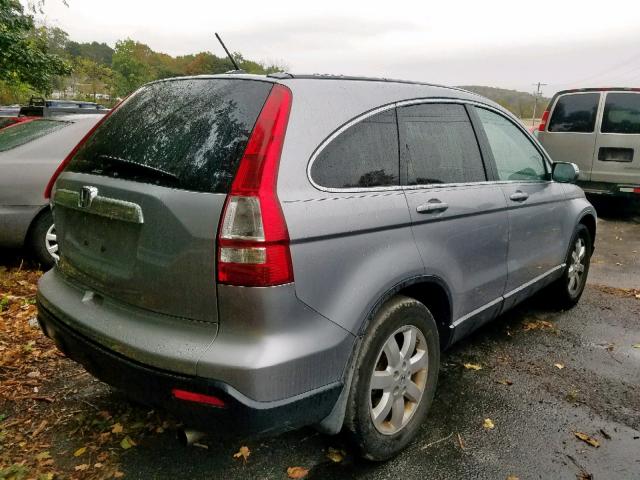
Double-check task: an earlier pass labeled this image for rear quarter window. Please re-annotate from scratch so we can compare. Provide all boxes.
[602,92,640,134]
[0,119,69,152]
[548,93,600,133]
[66,79,272,194]
[310,109,400,189]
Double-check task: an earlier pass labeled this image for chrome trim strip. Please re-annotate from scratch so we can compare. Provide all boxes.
[450,264,566,329]
[306,98,551,194]
[502,264,565,299]
[54,189,144,224]
[450,297,502,328]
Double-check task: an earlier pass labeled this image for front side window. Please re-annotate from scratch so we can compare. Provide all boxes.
[602,92,640,134]
[0,119,69,152]
[548,93,600,133]
[398,103,485,185]
[310,109,399,189]
[475,107,547,181]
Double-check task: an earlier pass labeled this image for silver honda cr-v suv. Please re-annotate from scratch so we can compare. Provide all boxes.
[37,73,596,460]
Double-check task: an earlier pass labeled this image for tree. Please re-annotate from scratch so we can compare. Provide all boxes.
[111,39,152,96]
[0,0,70,93]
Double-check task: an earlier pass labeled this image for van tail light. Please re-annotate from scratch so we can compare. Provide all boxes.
[44,96,130,199]
[537,109,550,132]
[217,84,293,287]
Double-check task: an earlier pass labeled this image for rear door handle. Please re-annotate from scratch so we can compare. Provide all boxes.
[509,191,529,202]
[416,200,449,214]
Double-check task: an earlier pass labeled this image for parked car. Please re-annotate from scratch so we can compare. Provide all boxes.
[19,97,110,117]
[537,87,640,197]
[0,114,105,267]
[0,116,36,130]
[36,74,596,460]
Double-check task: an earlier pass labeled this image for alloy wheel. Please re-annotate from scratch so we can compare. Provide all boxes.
[369,325,428,435]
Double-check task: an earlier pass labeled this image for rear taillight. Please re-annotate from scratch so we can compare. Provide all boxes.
[217,84,293,287]
[44,97,129,199]
[537,109,550,132]
[171,388,225,408]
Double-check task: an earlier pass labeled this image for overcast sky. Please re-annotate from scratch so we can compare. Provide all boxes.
[36,0,640,96]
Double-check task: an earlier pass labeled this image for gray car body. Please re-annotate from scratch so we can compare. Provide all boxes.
[0,114,104,247]
[37,75,596,432]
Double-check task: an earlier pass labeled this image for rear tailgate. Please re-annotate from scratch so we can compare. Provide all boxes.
[52,77,273,323]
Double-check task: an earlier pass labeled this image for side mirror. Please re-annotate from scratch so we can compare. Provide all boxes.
[552,162,579,183]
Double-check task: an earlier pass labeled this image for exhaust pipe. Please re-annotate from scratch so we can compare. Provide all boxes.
[178,429,206,446]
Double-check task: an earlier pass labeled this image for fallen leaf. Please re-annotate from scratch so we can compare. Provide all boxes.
[74,464,90,471]
[326,447,345,463]
[463,363,482,370]
[111,423,123,434]
[114,471,125,478]
[287,466,309,479]
[574,431,600,448]
[73,447,87,457]
[35,451,51,461]
[632,344,640,349]
[523,319,555,331]
[233,445,250,462]
[457,432,466,450]
[120,436,136,450]
[496,379,513,386]
[483,418,495,430]
[506,476,520,480]
[554,363,565,369]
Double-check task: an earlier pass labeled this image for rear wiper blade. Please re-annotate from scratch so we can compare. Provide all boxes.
[96,154,180,182]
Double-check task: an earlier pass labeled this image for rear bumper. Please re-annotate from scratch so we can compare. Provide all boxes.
[578,181,640,197]
[36,268,354,433]
[37,298,343,435]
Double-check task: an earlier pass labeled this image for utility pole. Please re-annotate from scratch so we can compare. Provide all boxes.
[532,82,547,127]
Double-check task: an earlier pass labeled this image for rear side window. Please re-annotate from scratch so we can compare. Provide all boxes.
[0,119,69,152]
[67,79,272,194]
[311,109,399,189]
[398,103,485,185]
[548,93,599,133]
[602,93,640,134]
[475,107,547,181]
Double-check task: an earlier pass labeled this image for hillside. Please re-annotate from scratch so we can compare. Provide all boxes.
[458,85,549,119]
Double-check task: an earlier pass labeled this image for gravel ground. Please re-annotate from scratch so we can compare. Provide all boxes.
[1,204,639,480]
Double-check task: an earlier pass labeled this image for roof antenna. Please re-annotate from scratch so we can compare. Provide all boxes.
[215,32,241,71]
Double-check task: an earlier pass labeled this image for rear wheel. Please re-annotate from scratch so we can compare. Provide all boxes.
[344,295,439,461]
[547,224,591,309]
[28,209,58,270]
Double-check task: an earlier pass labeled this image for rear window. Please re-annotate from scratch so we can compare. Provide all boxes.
[66,79,272,194]
[548,93,599,133]
[0,119,69,152]
[602,93,640,134]
[311,109,399,189]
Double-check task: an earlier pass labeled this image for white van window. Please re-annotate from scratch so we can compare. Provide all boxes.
[548,93,599,133]
[602,93,640,134]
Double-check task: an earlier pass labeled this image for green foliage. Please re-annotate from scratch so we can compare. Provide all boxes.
[459,85,550,119]
[0,0,70,93]
[112,39,153,96]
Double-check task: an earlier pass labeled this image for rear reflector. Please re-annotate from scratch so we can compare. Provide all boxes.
[216,84,294,287]
[171,388,225,407]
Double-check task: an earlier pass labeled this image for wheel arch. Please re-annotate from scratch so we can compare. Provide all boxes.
[578,212,596,254]
[357,275,454,350]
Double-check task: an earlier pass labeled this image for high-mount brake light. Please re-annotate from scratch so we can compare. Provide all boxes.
[44,96,129,199]
[217,84,293,287]
[538,109,550,132]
